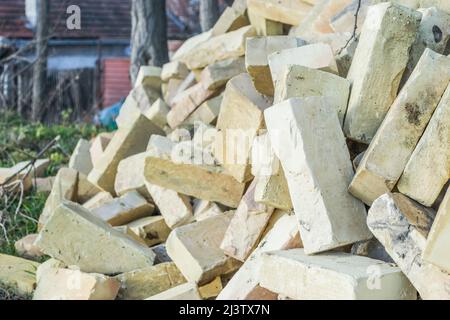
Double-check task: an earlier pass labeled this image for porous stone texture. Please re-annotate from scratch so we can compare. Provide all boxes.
[166,212,242,285]
[220,179,275,261]
[274,64,350,125]
[397,84,450,206]
[423,189,450,274]
[344,2,421,144]
[259,249,417,300]
[35,201,155,274]
[265,97,371,254]
[349,49,450,206]
[368,193,450,300]
[114,262,186,300]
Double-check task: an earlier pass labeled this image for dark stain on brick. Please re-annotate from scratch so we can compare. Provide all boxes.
[405,103,422,126]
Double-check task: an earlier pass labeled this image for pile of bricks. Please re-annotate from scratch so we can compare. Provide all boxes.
[1,0,450,300]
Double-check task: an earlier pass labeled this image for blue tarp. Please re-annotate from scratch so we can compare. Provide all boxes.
[94,98,125,130]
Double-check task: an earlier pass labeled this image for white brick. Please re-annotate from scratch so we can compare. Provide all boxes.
[265,97,371,254]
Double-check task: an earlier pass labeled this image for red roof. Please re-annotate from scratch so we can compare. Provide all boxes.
[0,0,221,40]
[0,0,131,39]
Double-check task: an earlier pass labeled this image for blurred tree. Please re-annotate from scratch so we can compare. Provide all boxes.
[130,0,169,84]
[32,0,49,122]
[200,0,220,32]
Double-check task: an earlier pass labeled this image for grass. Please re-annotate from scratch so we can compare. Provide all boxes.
[0,192,47,256]
[0,111,106,299]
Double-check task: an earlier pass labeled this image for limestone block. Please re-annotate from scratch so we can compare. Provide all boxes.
[146,135,175,155]
[134,66,162,91]
[423,189,450,273]
[330,0,372,33]
[290,0,353,37]
[201,57,246,90]
[420,0,450,14]
[12,158,50,178]
[217,214,301,300]
[352,151,365,172]
[0,167,32,193]
[199,276,223,299]
[115,262,186,300]
[0,254,40,296]
[143,98,170,130]
[167,82,218,129]
[114,225,148,246]
[68,139,93,176]
[166,212,241,285]
[349,49,450,205]
[146,282,202,300]
[82,191,113,211]
[254,173,292,211]
[115,152,151,200]
[184,95,223,126]
[231,0,247,13]
[36,201,156,274]
[172,31,213,62]
[268,43,339,92]
[115,85,163,130]
[247,0,313,26]
[247,6,284,36]
[259,249,417,300]
[167,129,192,144]
[144,153,246,208]
[192,123,218,155]
[145,182,193,229]
[251,132,279,177]
[246,36,305,96]
[91,191,154,226]
[336,37,358,77]
[38,168,78,228]
[275,65,350,125]
[302,32,353,56]
[36,259,65,283]
[265,98,372,254]
[90,132,113,168]
[181,26,256,70]
[87,113,156,194]
[35,177,55,194]
[14,234,43,259]
[402,7,450,85]
[77,173,103,204]
[344,2,421,143]
[212,6,250,36]
[368,193,450,300]
[164,78,184,106]
[33,268,120,300]
[373,0,420,8]
[193,199,224,222]
[221,179,275,261]
[250,133,292,212]
[161,61,189,82]
[215,73,273,183]
[398,85,450,206]
[127,216,171,247]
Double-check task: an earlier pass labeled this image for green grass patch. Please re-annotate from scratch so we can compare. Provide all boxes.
[0,110,109,299]
[0,110,108,254]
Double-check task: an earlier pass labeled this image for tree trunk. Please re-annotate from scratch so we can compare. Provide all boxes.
[200,0,220,32]
[32,0,49,122]
[130,0,169,85]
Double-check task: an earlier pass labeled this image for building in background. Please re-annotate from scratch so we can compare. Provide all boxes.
[0,0,228,123]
